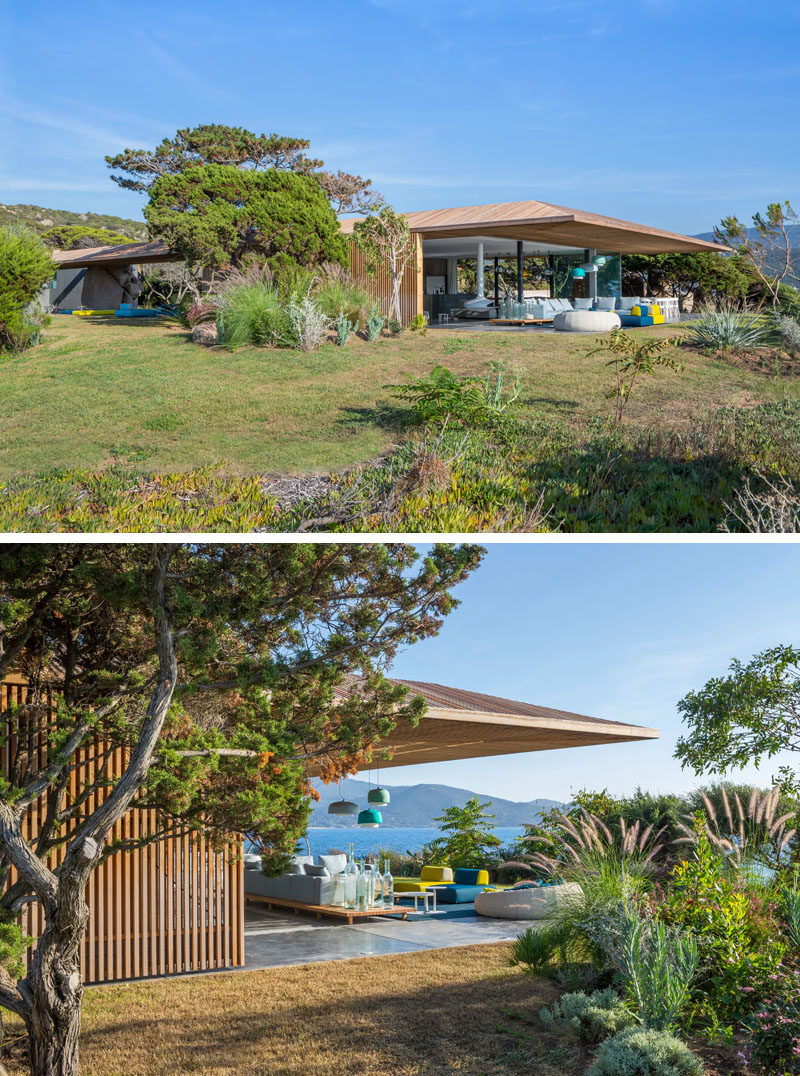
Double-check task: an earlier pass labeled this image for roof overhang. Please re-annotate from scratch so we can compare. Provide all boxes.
[341,200,730,256]
[307,679,659,775]
[52,241,175,269]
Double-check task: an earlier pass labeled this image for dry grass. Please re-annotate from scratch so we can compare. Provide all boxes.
[0,316,793,480]
[5,944,582,1076]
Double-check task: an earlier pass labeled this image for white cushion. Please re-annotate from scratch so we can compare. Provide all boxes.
[573,298,593,310]
[463,297,493,309]
[319,853,348,876]
[243,853,262,870]
[594,297,615,311]
[475,882,583,920]
[616,296,639,311]
[553,310,622,333]
[291,854,314,875]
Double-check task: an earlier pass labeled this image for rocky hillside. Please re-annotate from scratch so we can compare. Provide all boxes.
[0,203,146,241]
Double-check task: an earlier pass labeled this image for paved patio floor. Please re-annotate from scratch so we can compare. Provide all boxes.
[243,902,527,970]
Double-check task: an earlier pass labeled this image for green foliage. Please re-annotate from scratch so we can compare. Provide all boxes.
[386,318,402,336]
[0,203,145,240]
[315,279,370,327]
[676,643,800,776]
[352,207,417,322]
[623,251,753,308]
[587,1027,704,1076]
[335,311,356,346]
[365,305,384,341]
[0,224,55,352]
[144,165,348,272]
[745,964,800,1075]
[716,200,799,308]
[288,295,332,351]
[616,912,698,1030]
[586,330,683,425]
[40,224,130,249]
[427,796,501,868]
[0,912,32,980]
[509,924,567,977]
[409,313,427,333]
[683,305,771,351]
[539,988,636,1045]
[782,881,800,951]
[661,819,785,1022]
[216,284,291,348]
[389,361,521,428]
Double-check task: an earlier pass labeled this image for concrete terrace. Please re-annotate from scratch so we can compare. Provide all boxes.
[243,903,526,971]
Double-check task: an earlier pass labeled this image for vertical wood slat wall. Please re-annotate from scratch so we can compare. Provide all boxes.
[1,680,244,985]
[349,236,422,325]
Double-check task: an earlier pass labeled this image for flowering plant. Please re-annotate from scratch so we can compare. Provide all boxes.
[745,964,800,1075]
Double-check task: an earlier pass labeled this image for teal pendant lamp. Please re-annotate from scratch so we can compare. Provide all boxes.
[572,267,585,279]
[358,808,382,828]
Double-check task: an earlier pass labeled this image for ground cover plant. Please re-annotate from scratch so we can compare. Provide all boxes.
[2,315,800,531]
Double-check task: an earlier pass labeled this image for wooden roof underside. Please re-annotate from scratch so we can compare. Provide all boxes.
[341,199,729,255]
[307,679,659,775]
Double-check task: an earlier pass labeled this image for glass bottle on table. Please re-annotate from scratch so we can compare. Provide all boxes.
[356,861,368,911]
[344,844,358,909]
[383,859,394,909]
[373,861,383,907]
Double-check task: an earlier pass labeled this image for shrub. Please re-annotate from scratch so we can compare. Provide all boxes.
[781,881,800,952]
[745,964,800,1075]
[775,312,800,355]
[615,911,698,1030]
[539,988,636,1044]
[217,283,291,348]
[315,279,370,327]
[587,1027,704,1076]
[0,225,55,352]
[335,311,355,346]
[386,318,402,336]
[683,304,770,351]
[365,304,384,341]
[288,295,332,351]
[510,924,566,977]
[389,362,523,428]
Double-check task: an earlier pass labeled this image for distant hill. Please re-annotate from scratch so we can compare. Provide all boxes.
[0,203,146,241]
[694,226,800,279]
[309,778,562,828]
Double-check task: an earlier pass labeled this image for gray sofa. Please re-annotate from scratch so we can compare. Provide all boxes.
[244,851,347,906]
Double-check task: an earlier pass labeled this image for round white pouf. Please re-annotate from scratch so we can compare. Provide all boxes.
[553,310,621,333]
[474,882,583,920]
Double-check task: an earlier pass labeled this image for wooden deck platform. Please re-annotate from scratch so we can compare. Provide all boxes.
[492,318,553,326]
[246,894,409,925]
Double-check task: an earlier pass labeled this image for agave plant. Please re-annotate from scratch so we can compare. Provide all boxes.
[674,785,795,875]
[683,302,770,351]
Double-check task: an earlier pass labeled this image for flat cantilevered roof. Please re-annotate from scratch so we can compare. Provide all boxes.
[52,240,175,269]
[309,678,658,774]
[341,198,729,255]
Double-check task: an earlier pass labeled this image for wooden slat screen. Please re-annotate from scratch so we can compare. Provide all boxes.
[349,238,421,325]
[1,680,244,984]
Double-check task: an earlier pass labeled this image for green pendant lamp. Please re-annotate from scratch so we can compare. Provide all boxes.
[358,808,383,828]
[367,761,391,805]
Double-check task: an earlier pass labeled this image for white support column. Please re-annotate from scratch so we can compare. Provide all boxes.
[476,241,485,298]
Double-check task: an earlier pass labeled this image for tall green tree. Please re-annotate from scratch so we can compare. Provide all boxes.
[0,542,482,1076]
[144,166,349,273]
[715,201,799,309]
[675,644,800,776]
[428,796,501,868]
[623,252,752,310]
[106,124,382,215]
[352,207,417,321]
[0,226,54,352]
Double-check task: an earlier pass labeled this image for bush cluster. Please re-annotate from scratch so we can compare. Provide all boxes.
[0,225,54,352]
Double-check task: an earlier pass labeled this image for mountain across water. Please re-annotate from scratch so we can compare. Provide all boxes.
[310,778,562,828]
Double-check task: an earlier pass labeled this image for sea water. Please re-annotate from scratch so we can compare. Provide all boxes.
[304,825,526,860]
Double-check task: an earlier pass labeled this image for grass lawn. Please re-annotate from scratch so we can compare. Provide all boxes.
[5,945,580,1076]
[0,315,793,481]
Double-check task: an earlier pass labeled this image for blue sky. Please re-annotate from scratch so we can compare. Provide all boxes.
[375,543,800,803]
[2,0,798,234]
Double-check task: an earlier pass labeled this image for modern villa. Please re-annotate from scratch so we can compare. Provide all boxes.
[46,197,728,323]
[1,675,657,984]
